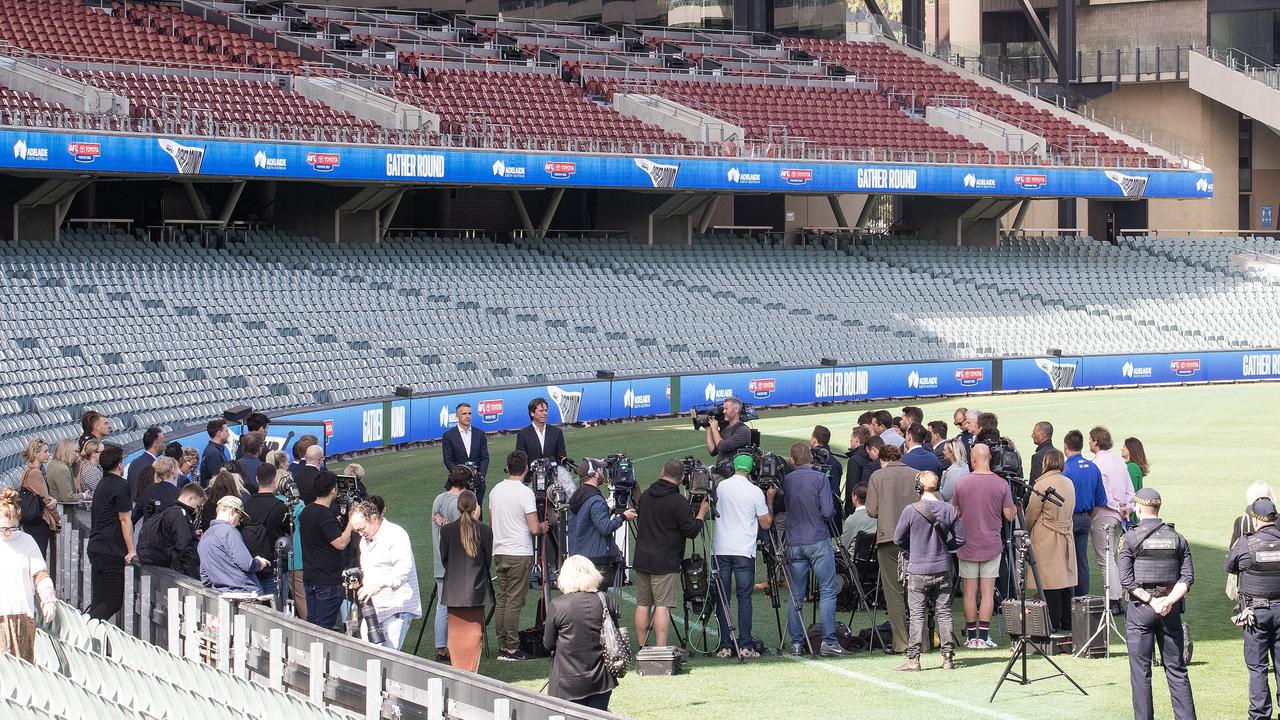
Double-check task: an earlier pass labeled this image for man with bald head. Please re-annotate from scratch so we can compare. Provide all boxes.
[951,443,1016,648]
[1029,421,1056,480]
[294,444,326,503]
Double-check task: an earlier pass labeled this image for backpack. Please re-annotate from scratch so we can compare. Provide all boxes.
[240,495,283,561]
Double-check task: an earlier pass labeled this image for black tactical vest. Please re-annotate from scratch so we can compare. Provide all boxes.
[1241,531,1280,600]
[1132,523,1181,587]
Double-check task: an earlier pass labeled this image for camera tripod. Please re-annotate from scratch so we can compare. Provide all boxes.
[1072,531,1125,658]
[680,516,747,662]
[759,521,817,656]
[827,516,885,652]
[990,481,1087,702]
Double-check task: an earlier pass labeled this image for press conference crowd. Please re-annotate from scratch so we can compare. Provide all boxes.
[1,399,1280,718]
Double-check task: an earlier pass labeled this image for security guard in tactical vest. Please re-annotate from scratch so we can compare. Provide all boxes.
[1118,487,1197,720]
[1226,498,1280,720]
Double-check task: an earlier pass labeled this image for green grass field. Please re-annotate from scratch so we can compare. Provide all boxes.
[357,383,1266,720]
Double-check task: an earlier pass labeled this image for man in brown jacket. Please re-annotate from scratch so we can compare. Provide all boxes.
[866,444,920,654]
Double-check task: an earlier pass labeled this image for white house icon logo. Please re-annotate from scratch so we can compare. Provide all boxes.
[963,173,976,188]
[1122,362,1134,378]
[727,167,740,183]
[254,151,266,169]
[13,140,26,160]
[1195,177,1209,192]
[439,405,450,428]
[907,371,920,389]
[704,383,717,402]
[624,389,635,408]
[493,160,505,176]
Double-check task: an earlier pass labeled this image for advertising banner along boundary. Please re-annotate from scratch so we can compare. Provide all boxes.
[125,349,1277,469]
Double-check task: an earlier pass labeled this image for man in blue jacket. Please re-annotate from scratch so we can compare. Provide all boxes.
[568,458,636,589]
[902,424,942,476]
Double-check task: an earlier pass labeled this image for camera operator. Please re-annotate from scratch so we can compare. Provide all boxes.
[197,496,271,594]
[516,397,568,464]
[137,483,205,579]
[442,402,489,505]
[429,466,469,663]
[712,454,773,659]
[704,397,752,464]
[300,472,356,629]
[810,425,842,521]
[489,450,549,662]
[634,459,710,648]
[781,443,851,657]
[245,464,290,598]
[568,459,636,591]
[893,471,964,671]
[349,500,422,650]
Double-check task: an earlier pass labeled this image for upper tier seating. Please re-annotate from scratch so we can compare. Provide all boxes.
[0,230,1274,486]
[791,38,1159,166]
[0,0,304,70]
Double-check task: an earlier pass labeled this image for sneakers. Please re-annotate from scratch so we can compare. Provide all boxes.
[715,648,734,659]
[819,642,855,658]
[739,647,762,659]
[434,649,450,663]
[942,654,956,670]
[982,637,998,649]
[894,657,921,671]
[789,643,807,656]
[498,648,532,662]
[964,638,986,650]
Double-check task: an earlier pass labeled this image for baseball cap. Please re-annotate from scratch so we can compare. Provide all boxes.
[732,453,755,475]
[1251,498,1278,522]
[577,458,605,479]
[1134,488,1161,507]
[217,495,249,518]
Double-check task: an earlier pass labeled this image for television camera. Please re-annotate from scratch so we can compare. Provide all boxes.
[691,401,759,430]
[461,461,486,496]
[341,567,386,646]
[603,453,637,514]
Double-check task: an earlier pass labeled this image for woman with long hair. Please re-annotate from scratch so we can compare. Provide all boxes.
[201,471,242,533]
[940,437,969,502]
[439,490,492,672]
[1026,450,1076,632]
[77,439,103,497]
[543,554,619,710]
[20,438,59,557]
[1122,437,1149,525]
[45,440,84,505]
[0,487,57,662]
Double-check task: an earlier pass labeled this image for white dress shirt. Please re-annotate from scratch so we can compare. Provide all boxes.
[359,519,422,622]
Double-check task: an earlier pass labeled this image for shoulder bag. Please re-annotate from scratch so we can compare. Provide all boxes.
[597,592,630,678]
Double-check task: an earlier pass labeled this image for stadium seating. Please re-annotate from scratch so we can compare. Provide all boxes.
[0,229,1275,487]
[0,0,304,70]
[789,38,1157,166]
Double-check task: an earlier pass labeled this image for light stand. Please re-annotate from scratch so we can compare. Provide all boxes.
[1072,532,1125,658]
[990,480,1087,702]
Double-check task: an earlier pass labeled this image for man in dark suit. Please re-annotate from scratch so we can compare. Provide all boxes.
[1029,421,1056,480]
[902,424,942,475]
[442,402,490,504]
[127,426,165,490]
[928,421,950,468]
[294,444,325,504]
[515,397,568,465]
[199,419,231,487]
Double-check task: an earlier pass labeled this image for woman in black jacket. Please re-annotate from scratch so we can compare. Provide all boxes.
[543,554,618,710]
[439,490,492,672]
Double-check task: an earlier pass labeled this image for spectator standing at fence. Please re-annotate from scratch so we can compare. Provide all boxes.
[77,439,104,496]
[127,426,165,495]
[86,445,135,621]
[45,440,84,506]
[198,496,270,594]
[543,555,618,710]
[20,438,59,557]
[137,484,204,579]
[0,488,56,662]
[77,410,109,451]
[440,490,492,672]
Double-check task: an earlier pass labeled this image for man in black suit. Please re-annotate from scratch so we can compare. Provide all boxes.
[294,444,325,504]
[442,402,490,504]
[515,397,568,465]
[127,425,165,491]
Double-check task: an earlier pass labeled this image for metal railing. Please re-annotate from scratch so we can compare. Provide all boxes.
[978,45,1199,85]
[1197,47,1280,91]
[47,515,618,720]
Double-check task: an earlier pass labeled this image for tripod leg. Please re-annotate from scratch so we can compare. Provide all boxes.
[1033,642,1090,695]
[413,582,439,656]
[989,639,1027,702]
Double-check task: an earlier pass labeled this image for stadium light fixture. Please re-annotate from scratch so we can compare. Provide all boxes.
[394,385,414,398]
[820,358,839,367]
[595,370,616,380]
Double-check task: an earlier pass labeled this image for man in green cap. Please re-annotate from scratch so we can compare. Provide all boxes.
[710,452,774,658]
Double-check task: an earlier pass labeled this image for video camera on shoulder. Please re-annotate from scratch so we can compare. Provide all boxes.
[528,458,577,509]
[604,453,636,513]
[462,461,485,495]
[691,401,759,430]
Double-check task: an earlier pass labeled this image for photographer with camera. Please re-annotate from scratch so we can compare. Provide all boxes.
[634,459,710,648]
[810,425,843,522]
[568,459,636,591]
[489,450,549,662]
[198,495,271,594]
[245,464,291,599]
[300,472,356,629]
[893,471,964,671]
[442,402,490,505]
[349,500,422,650]
[712,453,774,659]
[704,397,752,464]
[781,443,851,657]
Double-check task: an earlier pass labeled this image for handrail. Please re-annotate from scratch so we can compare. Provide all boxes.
[1196,46,1280,91]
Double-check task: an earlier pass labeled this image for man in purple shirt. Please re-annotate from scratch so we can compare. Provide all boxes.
[952,444,1015,649]
[893,471,965,671]
[781,443,851,657]
[1090,426,1135,611]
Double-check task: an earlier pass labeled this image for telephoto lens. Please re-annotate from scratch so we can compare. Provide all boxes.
[361,600,386,646]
